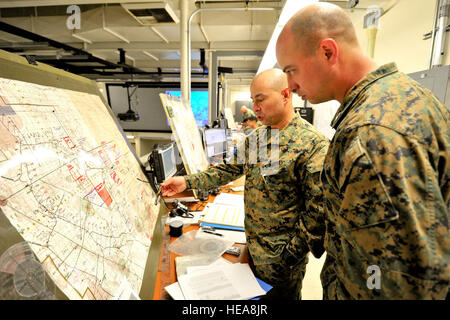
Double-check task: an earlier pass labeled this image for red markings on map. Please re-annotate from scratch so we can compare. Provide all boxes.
[0,199,7,206]
[98,149,111,166]
[63,136,76,149]
[67,164,93,197]
[67,164,85,183]
[67,164,112,207]
[110,171,121,185]
[94,182,112,207]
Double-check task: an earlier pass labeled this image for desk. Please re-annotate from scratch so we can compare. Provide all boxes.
[152,177,247,300]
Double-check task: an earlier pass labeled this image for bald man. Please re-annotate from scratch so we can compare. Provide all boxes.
[240,105,256,120]
[161,68,329,299]
[277,3,449,299]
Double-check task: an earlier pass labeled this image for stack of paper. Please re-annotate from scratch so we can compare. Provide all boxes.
[199,193,245,231]
[200,203,244,230]
[213,193,244,207]
[175,255,226,277]
[165,260,267,300]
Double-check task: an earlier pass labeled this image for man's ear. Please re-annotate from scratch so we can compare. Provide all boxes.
[281,87,291,99]
[319,38,338,65]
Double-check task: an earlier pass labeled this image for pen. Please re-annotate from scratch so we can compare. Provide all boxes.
[155,189,161,205]
[202,230,223,237]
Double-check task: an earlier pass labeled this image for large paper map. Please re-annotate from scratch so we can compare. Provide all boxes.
[0,78,159,299]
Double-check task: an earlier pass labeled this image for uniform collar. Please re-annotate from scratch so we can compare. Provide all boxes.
[330,62,399,130]
[266,112,301,131]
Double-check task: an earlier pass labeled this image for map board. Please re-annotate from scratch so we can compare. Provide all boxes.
[159,93,209,176]
[0,50,162,300]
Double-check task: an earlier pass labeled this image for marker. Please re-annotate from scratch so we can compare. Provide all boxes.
[202,230,223,237]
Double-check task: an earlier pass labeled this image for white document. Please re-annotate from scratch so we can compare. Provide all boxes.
[224,263,266,300]
[165,282,186,300]
[169,258,233,300]
[200,203,245,228]
[178,270,241,300]
[175,254,221,277]
[213,193,244,207]
[215,229,246,244]
[186,258,232,275]
[198,228,246,244]
[177,263,265,300]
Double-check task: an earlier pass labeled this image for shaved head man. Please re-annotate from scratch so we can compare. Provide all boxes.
[162,68,329,299]
[276,3,376,104]
[277,3,449,300]
[251,68,293,128]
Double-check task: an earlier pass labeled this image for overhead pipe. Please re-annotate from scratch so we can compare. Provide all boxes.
[180,0,190,104]
[181,5,278,105]
[428,0,440,69]
[431,0,450,67]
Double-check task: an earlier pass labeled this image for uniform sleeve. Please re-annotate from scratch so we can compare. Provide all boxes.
[185,163,244,191]
[285,139,329,260]
[335,125,449,299]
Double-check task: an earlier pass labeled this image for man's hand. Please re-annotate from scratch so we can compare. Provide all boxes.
[160,176,187,196]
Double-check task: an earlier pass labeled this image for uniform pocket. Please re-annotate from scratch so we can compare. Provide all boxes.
[335,137,399,234]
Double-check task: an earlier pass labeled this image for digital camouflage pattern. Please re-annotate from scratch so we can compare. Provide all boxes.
[185,114,329,297]
[321,63,450,299]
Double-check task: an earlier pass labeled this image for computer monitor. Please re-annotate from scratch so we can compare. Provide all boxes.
[204,128,227,158]
[165,90,209,127]
[150,143,177,183]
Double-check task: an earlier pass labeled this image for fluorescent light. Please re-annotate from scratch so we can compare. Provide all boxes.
[142,50,160,61]
[257,0,318,74]
[71,32,92,44]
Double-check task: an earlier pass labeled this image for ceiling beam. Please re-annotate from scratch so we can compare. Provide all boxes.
[84,40,268,51]
[0,41,51,50]
[0,20,145,72]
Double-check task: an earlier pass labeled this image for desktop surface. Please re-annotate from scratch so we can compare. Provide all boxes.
[153,177,246,300]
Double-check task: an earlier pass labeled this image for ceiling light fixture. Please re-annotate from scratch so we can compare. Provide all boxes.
[257,0,318,74]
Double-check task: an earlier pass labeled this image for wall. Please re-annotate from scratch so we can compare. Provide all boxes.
[227,84,253,118]
[222,0,443,138]
[355,0,437,74]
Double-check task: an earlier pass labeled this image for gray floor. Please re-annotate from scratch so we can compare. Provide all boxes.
[301,253,326,300]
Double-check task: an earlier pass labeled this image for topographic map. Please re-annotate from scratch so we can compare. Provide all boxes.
[0,78,159,299]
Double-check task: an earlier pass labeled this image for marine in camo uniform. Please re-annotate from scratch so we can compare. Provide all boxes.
[161,68,329,299]
[241,106,261,131]
[276,3,449,299]
[241,106,256,121]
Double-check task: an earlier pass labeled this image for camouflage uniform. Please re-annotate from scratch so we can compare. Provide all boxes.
[321,63,450,299]
[185,114,329,298]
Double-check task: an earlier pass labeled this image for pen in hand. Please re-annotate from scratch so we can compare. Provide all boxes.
[155,189,161,205]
